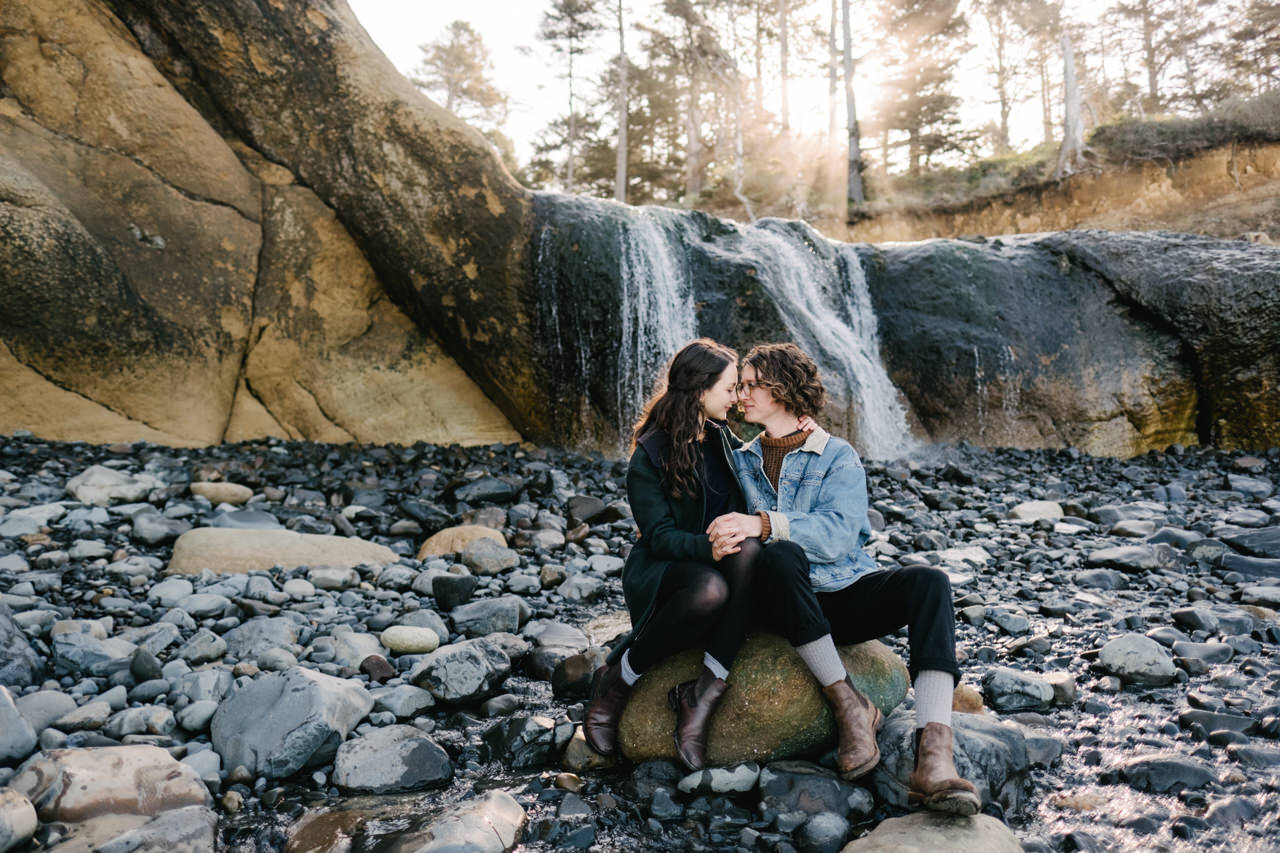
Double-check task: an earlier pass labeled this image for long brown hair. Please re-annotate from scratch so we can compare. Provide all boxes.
[632,338,738,499]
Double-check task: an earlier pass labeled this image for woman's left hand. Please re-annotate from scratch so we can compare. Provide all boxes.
[797,416,817,432]
[706,512,763,553]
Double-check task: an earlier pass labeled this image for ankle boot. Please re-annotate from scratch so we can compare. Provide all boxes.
[583,662,630,756]
[907,722,981,815]
[668,666,729,771]
[821,675,884,779]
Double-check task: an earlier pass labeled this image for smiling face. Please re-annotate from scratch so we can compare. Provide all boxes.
[737,363,786,425]
[699,362,740,421]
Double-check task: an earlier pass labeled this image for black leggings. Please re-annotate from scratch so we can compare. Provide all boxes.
[627,538,763,674]
[752,540,960,683]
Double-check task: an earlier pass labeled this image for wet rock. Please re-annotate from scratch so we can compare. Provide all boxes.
[523,620,591,680]
[409,638,512,704]
[9,745,211,821]
[0,788,36,853]
[1240,586,1280,607]
[873,710,1028,812]
[1225,744,1280,769]
[758,761,871,817]
[0,687,37,763]
[483,714,571,769]
[1221,527,1280,559]
[167,528,395,574]
[561,727,616,772]
[1171,641,1234,665]
[1099,634,1176,685]
[1116,752,1214,793]
[981,667,1054,712]
[1204,796,1259,828]
[432,574,479,610]
[619,635,908,765]
[418,525,506,559]
[799,810,849,853]
[840,811,1022,851]
[377,790,525,853]
[49,805,218,852]
[211,666,374,779]
[332,724,453,793]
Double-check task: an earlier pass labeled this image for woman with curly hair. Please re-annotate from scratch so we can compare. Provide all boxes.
[706,343,979,815]
[582,338,776,770]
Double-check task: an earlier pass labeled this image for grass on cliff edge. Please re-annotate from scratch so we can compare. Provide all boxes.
[859,91,1280,217]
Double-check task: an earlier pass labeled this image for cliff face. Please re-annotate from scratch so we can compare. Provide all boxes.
[0,0,521,446]
[847,144,1280,243]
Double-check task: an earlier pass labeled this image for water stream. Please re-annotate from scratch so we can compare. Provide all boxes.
[533,194,915,459]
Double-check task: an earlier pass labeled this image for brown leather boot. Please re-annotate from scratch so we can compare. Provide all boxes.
[822,675,884,779]
[668,667,729,771]
[908,722,981,815]
[583,662,630,756]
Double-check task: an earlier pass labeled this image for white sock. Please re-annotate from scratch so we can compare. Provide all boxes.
[703,652,729,681]
[619,649,640,686]
[913,670,954,729]
[795,635,847,687]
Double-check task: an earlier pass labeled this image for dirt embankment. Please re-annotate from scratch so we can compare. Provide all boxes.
[839,144,1280,243]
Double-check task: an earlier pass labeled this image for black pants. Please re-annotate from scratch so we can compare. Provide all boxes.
[627,538,763,674]
[752,541,959,684]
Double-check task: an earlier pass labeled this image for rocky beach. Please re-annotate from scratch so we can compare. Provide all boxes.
[0,433,1278,852]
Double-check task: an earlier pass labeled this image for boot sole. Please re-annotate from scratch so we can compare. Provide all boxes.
[908,788,981,817]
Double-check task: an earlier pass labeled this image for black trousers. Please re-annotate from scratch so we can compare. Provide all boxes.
[752,540,960,684]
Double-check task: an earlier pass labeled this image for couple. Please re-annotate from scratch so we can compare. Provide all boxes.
[583,338,979,815]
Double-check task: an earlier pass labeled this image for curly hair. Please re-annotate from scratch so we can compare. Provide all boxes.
[741,343,826,418]
[632,338,738,499]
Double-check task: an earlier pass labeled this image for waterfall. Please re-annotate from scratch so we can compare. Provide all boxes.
[733,220,916,460]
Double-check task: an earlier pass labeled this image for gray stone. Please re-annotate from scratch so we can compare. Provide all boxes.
[758,761,870,817]
[257,648,299,671]
[1240,585,1280,607]
[985,607,1030,635]
[177,629,227,665]
[117,623,182,658]
[0,687,37,764]
[558,574,605,602]
[1118,752,1215,792]
[313,630,382,669]
[981,667,1054,712]
[205,509,284,530]
[103,706,176,739]
[1221,527,1280,559]
[211,667,374,780]
[175,668,234,704]
[409,638,512,704]
[1009,501,1063,521]
[0,603,41,688]
[840,812,1022,852]
[799,811,849,853]
[451,595,531,637]
[65,466,159,506]
[15,690,77,734]
[130,508,191,544]
[371,684,437,718]
[177,700,219,732]
[1171,641,1234,664]
[52,700,112,732]
[1072,569,1128,590]
[176,593,234,619]
[1226,744,1280,769]
[332,724,453,793]
[180,749,222,790]
[308,566,360,590]
[52,631,137,677]
[68,539,112,559]
[1111,519,1157,537]
[872,710,1028,813]
[461,538,520,576]
[1225,474,1274,498]
[1099,634,1177,685]
[482,714,569,769]
[1086,544,1176,572]
[222,617,301,661]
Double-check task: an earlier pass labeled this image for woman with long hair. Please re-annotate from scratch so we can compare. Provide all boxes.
[582,338,766,770]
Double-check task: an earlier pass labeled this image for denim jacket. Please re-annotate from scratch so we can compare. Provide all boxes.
[732,426,878,592]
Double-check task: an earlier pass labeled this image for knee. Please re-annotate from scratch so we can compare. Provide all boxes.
[909,566,952,599]
[760,541,809,587]
[689,572,729,616]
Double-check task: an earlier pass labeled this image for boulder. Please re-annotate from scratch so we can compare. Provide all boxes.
[839,812,1022,852]
[872,710,1029,813]
[369,790,526,853]
[418,525,507,559]
[0,602,42,687]
[0,686,37,764]
[167,528,395,574]
[9,746,211,821]
[331,725,453,794]
[0,789,36,853]
[210,667,374,779]
[617,635,908,765]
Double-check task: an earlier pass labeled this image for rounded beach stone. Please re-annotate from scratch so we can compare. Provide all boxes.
[417,525,506,559]
[189,482,253,505]
[617,634,908,765]
[380,625,440,655]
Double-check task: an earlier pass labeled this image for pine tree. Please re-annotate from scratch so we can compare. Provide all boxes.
[411,21,508,129]
[539,0,606,192]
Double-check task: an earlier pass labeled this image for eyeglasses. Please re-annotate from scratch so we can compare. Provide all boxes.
[735,381,763,394]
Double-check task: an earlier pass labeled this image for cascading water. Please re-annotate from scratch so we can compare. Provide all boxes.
[532,193,916,458]
[731,219,916,459]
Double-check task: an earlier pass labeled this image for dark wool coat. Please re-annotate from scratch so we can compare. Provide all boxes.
[612,421,744,660]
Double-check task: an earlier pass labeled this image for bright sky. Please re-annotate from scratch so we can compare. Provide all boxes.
[348,0,1108,167]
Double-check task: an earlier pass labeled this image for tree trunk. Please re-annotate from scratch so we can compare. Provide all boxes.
[994,21,1011,154]
[1054,34,1085,179]
[841,0,864,208]
[614,0,627,202]
[1039,51,1054,145]
[828,0,839,146]
[685,61,704,201]
[567,45,576,192]
[754,0,764,114]
[1142,1,1160,110]
[780,0,790,131]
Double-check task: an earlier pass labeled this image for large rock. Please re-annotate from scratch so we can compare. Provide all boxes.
[871,710,1029,813]
[8,746,211,821]
[167,528,396,574]
[409,638,512,704]
[0,686,37,764]
[617,635,908,765]
[839,811,1022,852]
[0,602,41,687]
[0,789,36,853]
[331,725,453,794]
[210,667,374,779]
[370,791,526,853]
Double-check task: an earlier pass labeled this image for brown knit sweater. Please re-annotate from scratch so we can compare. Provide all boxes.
[756,430,808,541]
